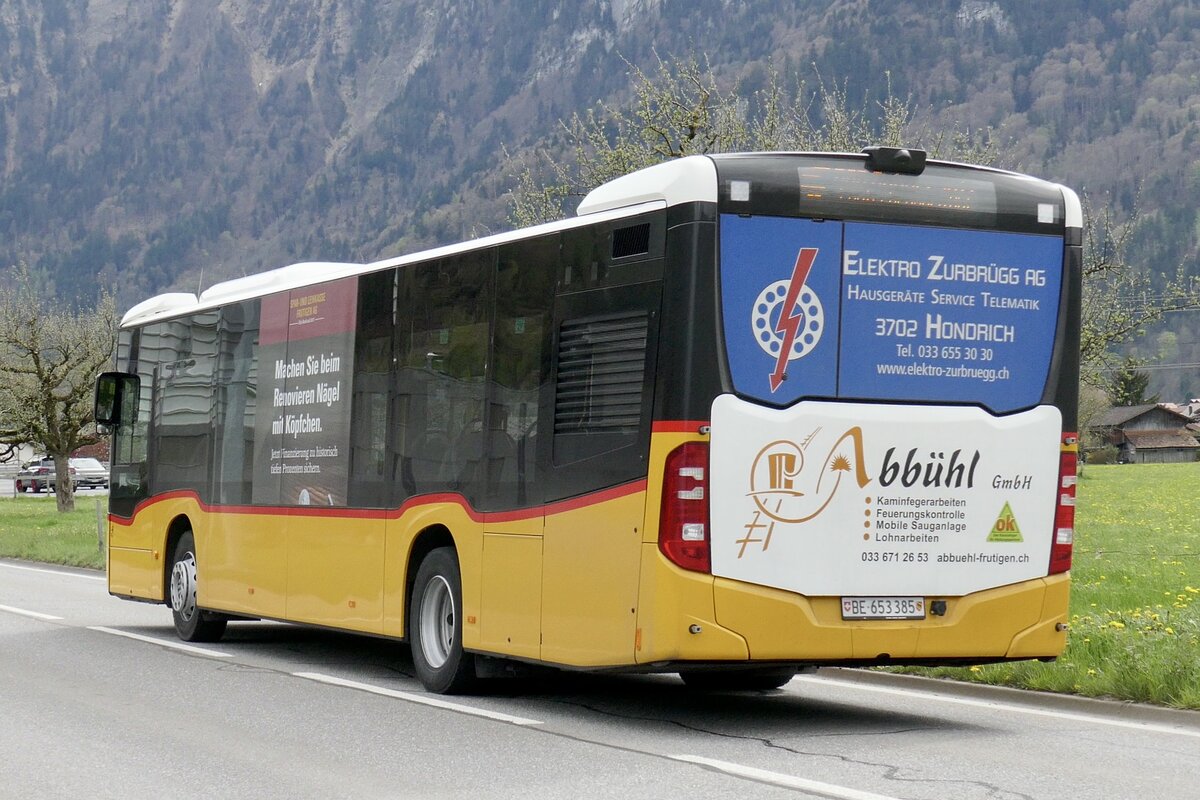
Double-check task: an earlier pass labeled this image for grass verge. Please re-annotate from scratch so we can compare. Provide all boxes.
[0,495,106,570]
[894,462,1200,709]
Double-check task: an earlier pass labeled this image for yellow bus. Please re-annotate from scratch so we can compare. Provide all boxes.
[95,148,1080,693]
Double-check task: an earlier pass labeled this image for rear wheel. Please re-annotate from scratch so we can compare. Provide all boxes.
[409,547,475,694]
[169,531,227,642]
[679,667,796,691]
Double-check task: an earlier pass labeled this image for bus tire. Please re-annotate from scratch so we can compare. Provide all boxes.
[678,667,796,691]
[410,546,476,694]
[169,530,227,643]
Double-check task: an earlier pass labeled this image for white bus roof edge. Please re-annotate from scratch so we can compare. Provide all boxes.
[577,156,718,216]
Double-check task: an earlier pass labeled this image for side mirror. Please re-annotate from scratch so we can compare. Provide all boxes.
[94,372,139,426]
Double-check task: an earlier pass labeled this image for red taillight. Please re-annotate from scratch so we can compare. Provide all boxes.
[1049,433,1077,574]
[659,442,711,573]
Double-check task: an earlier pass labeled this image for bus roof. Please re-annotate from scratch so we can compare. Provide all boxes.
[119,199,664,328]
[578,152,1081,228]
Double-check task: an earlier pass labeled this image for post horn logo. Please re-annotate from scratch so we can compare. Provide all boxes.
[751,247,824,392]
[736,426,871,558]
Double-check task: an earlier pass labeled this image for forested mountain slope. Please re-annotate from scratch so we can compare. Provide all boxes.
[2,0,1196,324]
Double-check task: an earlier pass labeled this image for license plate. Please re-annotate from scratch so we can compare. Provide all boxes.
[841,596,926,620]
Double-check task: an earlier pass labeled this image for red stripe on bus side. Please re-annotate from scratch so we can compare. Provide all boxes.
[651,420,710,433]
[108,480,648,527]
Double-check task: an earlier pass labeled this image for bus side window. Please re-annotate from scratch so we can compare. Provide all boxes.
[212,300,260,505]
[488,237,556,510]
[109,328,151,518]
[349,270,395,508]
[393,253,492,507]
[541,223,663,502]
[148,313,217,498]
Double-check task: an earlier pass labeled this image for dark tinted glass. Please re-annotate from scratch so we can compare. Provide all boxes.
[109,328,150,517]
[393,251,492,505]
[349,270,395,507]
[147,313,217,495]
[488,237,556,509]
[714,154,1067,235]
[212,300,260,504]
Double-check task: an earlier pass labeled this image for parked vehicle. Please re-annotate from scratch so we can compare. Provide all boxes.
[14,457,110,492]
[15,459,57,493]
[70,457,110,489]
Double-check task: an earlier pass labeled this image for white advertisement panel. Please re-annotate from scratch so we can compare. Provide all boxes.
[710,396,1062,597]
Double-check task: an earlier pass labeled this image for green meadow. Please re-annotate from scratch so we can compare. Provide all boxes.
[900,462,1200,709]
[0,495,107,570]
[2,465,1198,707]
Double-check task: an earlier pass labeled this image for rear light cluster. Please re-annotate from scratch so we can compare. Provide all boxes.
[1049,433,1077,574]
[659,442,711,573]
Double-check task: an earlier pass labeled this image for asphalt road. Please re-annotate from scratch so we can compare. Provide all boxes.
[2,558,1198,800]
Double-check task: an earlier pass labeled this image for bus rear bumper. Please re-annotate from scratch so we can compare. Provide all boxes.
[635,546,1069,665]
[710,572,1069,663]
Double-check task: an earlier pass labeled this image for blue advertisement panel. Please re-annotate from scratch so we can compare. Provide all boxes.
[838,222,1063,411]
[720,216,1064,412]
[719,215,843,405]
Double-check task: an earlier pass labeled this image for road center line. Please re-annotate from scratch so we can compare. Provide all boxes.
[294,671,544,726]
[796,675,1200,739]
[88,626,232,658]
[670,755,902,800]
[0,603,64,621]
[0,562,105,581]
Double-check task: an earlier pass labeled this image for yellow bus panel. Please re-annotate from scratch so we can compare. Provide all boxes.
[287,513,385,634]
[541,487,645,666]
[203,508,288,620]
[480,532,542,660]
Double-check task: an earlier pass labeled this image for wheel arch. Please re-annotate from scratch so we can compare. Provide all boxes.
[161,514,194,601]
[403,523,457,639]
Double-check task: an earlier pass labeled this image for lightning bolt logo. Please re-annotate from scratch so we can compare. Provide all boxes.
[769,247,819,392]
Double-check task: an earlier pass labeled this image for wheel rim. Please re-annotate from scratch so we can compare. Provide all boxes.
[418,575,455,669]
[170,552,198,623]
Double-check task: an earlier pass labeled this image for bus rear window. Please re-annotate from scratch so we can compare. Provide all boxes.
[717,154,1066,236]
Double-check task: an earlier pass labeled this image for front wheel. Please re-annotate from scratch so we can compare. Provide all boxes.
[169,531,227,642]
[679,667,796,691]
[409,547,475,694]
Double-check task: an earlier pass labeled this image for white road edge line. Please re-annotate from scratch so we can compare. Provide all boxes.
[0,603,64,621]
[796,675,1200,739]
[670,755,901,800]
[294,671,544,727]
[88,626,232,658]
[0,562,105,581]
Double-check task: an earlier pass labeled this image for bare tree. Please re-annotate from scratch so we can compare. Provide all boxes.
[0,264,117,512]
[1078,197,1200,389]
